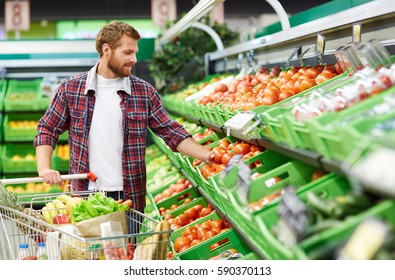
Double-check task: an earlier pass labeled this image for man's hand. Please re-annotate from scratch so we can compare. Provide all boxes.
[39,169,63,185]
[205,151,215,164]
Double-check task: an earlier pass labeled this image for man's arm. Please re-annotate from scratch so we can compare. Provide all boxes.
[36,145,62,185]
[176,137,214,163]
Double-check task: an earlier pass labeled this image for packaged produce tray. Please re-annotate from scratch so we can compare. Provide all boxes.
[4,79,45,112]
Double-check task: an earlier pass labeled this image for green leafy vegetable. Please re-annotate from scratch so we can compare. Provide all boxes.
[70,192,129,223]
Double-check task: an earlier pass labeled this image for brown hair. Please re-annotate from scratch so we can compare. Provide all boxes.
[96,21,141,57]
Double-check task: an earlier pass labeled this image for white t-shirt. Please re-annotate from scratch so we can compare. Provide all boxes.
[88,74,124,191]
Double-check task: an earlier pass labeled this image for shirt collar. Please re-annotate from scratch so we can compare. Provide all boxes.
[84,61,131,95]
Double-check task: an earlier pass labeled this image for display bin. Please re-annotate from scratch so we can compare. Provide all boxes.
[1,143,46,173]
[171,211,250,260]
[145,145,164,163]
[157,192,204,219]
[338,110,395,157]
[209,149,291,216]
[253,173,379,260]
[300,199,395,260]
[215,158,315,240]
[213,104,228,125]
[146,163,176,181]
[307,86,395,161]
[182,155,201,187]
[193,136,238,202]
[197,131,225,146]
[263,73,359,148]
[4,79,44,112]
[177,228,251,260]
[146,170,182,193]
[3,113,43,141]
[150,183,200,215]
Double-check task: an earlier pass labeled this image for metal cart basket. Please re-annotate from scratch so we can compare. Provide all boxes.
[0,174,172,260]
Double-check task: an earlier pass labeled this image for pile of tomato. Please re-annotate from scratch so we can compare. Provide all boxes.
[197,64,342,112]
[195,138,264,180]
[172,218,232,253]
[164,203,215,230]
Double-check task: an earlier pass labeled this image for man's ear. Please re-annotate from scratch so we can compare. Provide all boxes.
[102,43,111,56]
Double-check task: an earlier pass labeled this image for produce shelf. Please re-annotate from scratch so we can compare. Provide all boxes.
[197,187,267,260]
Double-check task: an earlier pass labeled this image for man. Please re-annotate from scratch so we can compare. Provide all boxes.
[33,21,214,232]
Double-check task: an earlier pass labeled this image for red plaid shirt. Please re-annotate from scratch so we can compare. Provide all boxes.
[33,69,190,210]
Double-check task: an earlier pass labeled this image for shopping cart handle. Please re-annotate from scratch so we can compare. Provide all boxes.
[0,173,98,185]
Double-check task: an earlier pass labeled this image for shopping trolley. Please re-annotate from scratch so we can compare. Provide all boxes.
[0,173,172,260]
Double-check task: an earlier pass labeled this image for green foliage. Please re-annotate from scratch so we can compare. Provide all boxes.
[149,16,239,94]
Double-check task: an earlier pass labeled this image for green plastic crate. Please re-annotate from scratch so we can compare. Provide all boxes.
[307,86,395,160]
[156,188,202,218]
[301,199,395,260]
[177,228,251,260]
[147,170,182,193]
[3,113,43,141]
[170,211,250,260]
[209,149,291,215]
[253,174,376,259]
[2,143,40,173]
[268,74,360,149]
[152,184,200,215]
[4,79,44,112]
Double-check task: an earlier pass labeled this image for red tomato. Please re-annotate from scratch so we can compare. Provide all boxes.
[174,236,191,252]
[216,138,230,150]
[179,245,190,253]
[233,143,251,155]
[184,207,199,220]
[278,91,294,101]
[210,219,224,230]
[190,239,202,247]
[212,147,227,164]
[199,207,212,218]
[196,228,209,240]
[221,152,234,166]
[300,79,317,92]
[194,204,204,213]
[215,83,228,93]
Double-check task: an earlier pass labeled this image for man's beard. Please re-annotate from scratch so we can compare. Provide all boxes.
[107,55,133,77]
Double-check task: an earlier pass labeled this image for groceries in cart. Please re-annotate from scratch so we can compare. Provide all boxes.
[0,173,172,260]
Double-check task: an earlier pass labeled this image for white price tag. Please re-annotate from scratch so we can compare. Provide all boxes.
[351,147,395,197]
[236,161,252,205]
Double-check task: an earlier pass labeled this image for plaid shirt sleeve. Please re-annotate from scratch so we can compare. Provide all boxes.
[147,86,191,152]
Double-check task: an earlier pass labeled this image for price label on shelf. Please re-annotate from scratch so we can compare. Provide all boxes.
[236,160,252,205]
[315,32,326,64]
[353,23,362,44]
[277,186,308,243]
[223,111,261,139]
